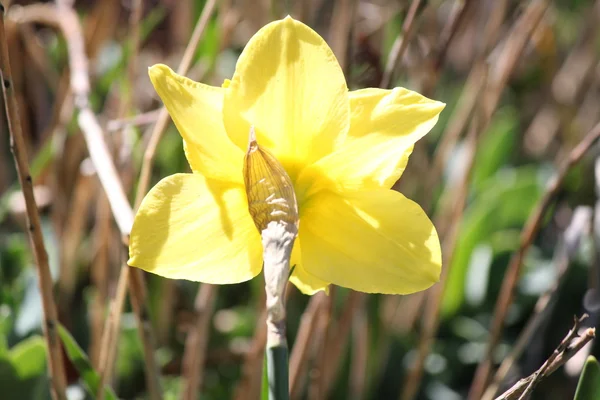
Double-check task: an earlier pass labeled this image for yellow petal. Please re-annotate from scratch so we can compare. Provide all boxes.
[299,189,441,294]
[128,173,262,284]
[223,16,349,180]
[297,88,444,196]
[148,64,243,183]
[289,238,329,295]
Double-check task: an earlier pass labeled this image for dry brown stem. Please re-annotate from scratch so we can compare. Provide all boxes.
[308,286,337,400]
[134,0,218,208]
[107,109,161,132]
[402,75,488,400]
[495,316,595,400]
[9,2,134,235]
[322,290,365,397]
[128,264,162,400]
[181,284,218,400]
[0,5,68,400]
[349,298,368,400]
[482,207,593,400]
[124,1,218,379]
[97,264,130,398]
[329,0,358,75]
[432,0,473,72]
[234,307,268,400]
[289,293,327,399]
[380,0,422,88]
[407,1,549,397]
[9,3,162,398]
[470,120,600,399]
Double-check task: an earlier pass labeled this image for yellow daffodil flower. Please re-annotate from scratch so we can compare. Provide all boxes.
[128,16,445,295]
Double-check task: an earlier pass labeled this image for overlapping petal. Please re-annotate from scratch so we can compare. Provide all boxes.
[134,17,444,297]
[148,64,243,183]
[128,174,263,284]
[298,189,441,294]
[289,238,329,295]
[297,88,444,197]
[223,16,349,181]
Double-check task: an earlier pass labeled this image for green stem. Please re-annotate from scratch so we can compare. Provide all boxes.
[267,344,289,400]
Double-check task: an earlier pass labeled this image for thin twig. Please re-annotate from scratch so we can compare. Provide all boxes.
[289,294,327,399]
[107,109,161,132]
[234,307,268,400]
[9,3,134,235]
[517,315,586,399]
[471,120,600,399]
[128,263,162,400]
[323,290,365,396]
[495,316,595,400]
[349,298,368,400]
[432,0,473,72]
[0,5,68,400]
[97,262,130,399]
[402,84,487,400]
[134,0,218,209]
[308,286,338,400]
[97,0,144,392]
[380,0,422,88]
[329,0,358,76]
[90,194,112,368]
[423,59,485,212]
[125,0,142,116]
[115,2,218,380]
[58,4,161,395]
[482,207,593,400]
[116,1,217,397]
[481,0,548,119]
[10,3,162,398]
[181,284,218,400]
[409,1,549,395]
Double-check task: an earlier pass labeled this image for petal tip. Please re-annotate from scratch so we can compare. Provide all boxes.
[126,253,136,267]
[148,63,174,83]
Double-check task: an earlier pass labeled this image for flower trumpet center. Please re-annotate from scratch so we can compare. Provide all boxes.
[243,126,299,234]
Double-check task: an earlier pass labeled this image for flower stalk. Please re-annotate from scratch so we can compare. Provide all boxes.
[244,127,298,399]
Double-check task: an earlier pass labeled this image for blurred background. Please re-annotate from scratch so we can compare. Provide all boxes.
[1,0,600,399]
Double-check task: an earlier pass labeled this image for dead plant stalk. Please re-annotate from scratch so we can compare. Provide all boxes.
[8,2,162,398]
[471,119,600,399]
[0,5,68,400]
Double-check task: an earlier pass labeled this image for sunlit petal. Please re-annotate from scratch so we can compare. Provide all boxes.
[223,16,349,180]
[289,238,329,295]
[129,174,262,283]
[297,88,444,196]
[149,64,243,183]
[299,189,441,294]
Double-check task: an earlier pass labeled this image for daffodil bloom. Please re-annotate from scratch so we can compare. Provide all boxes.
[128,16,445,295]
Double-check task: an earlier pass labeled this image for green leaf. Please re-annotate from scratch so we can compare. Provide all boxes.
[0,336,49,397]
[442,166,544,316]
[8,336,47,379]
[472,107,518,190]
[574,356,600,400]
[58,324,119,400]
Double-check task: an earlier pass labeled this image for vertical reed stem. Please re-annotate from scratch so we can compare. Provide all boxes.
[0,4,67,400]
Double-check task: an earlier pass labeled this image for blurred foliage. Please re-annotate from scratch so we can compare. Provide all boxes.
[574,356,600,400]
[1,0,600,399]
